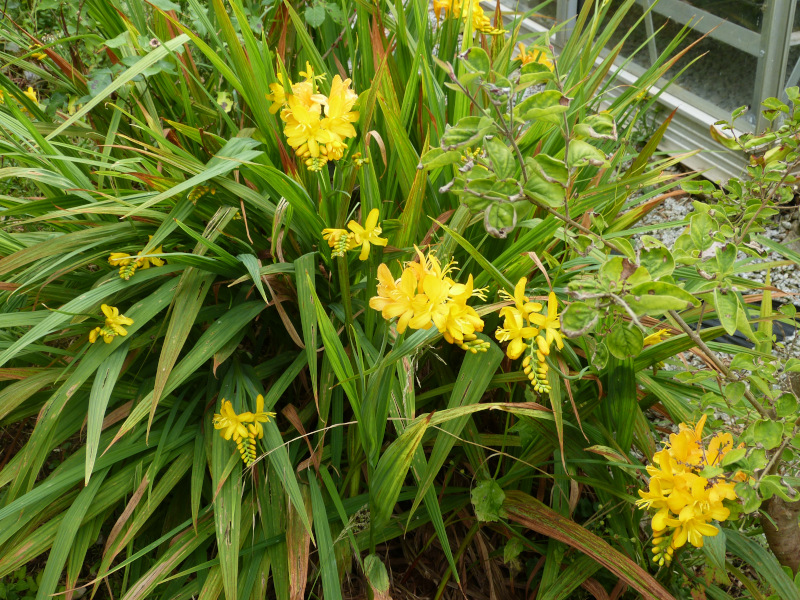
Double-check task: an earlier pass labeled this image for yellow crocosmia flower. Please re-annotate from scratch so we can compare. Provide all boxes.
[322,228,355,257]
[495,308,538,360]
[298,61,322,82]
[110,252,138,280]
[447,274,485,311]
[643,329,671,347]
[432,0,450,23]
[320,75,359,141]
[406,246,456,291]
[89,327,113,344]
[636,476,670,511]
[665,472,697,515]
[137,237,165,269]
[109,238,165,280]
[247,394,277,439]
[268,68,323,116]
[322,228,348,244]
[683,413,708,440]
[639,416,740,556]
[733,470,749,483]
[672,516,721,549]
[213,400,250,442]
[708,480,737,503]
[409,271,453,330]
[673,477,729,548]
[441,300,484,345]
[23,86,38,104]
[323,139,347,161]
[101,304,134,337]
[370,251,485,351]
[650,508,675,539]
[646,456,679,491]
[266,74,291,114]
[369,266,419,334]
[668,431,703,469]
[89,304,133,343]
[500,277,542,320]
[347,208,388,261]
[517,43,554,71]
[664,414,707,468]
[527,292,564,352]
[283,96,332,157]
[433,0,504,34]
[706,432,734,466]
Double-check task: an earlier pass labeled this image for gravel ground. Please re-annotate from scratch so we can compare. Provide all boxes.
[637,192,800,298]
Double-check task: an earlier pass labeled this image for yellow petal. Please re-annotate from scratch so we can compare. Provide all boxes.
[364,208,380,231]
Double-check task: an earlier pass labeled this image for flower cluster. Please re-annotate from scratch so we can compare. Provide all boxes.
[89,304,134,344]
[494,278,563,395]
[0,86,40,116]
[29,45,47,61]
[322,208,388,260]
[267,63,359,171]
[369,247,489,353]
[516,43,554,71]
[188,185,216,204]
[212,395,276,466]
[108,237,165,280]
[433,0,505,35]
[637,415,742,565]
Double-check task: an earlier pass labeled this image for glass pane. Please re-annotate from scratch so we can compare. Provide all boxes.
[527,0,558,30]
[680,1,765,33]
[587,0,761,127]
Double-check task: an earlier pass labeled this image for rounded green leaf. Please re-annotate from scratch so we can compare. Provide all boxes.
[752,419,783,450]
[607,324,643,359]
[471,479,506,522]
[560,301,598,338]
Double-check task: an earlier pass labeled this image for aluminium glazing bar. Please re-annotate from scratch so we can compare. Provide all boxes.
[753,0,795,132]
[635,0,762,55]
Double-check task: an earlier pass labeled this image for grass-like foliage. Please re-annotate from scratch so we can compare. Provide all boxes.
[1,0,799,598]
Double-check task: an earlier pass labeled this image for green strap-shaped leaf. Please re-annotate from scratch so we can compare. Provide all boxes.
[34,468,109,600]
[725,528,800,600]
[308,476,343,600]
[150,266,215,430]
[112,301,267,443]
[311,284,360,419]
[121,513,216,600]
[296,255,319,403]
[85,343,128,484]
[503,490,675,600]
[212,431,242,600]
[262,421,314,542]
[408,338,503,522]
[125,137,263,217]
[371,413,431,526]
